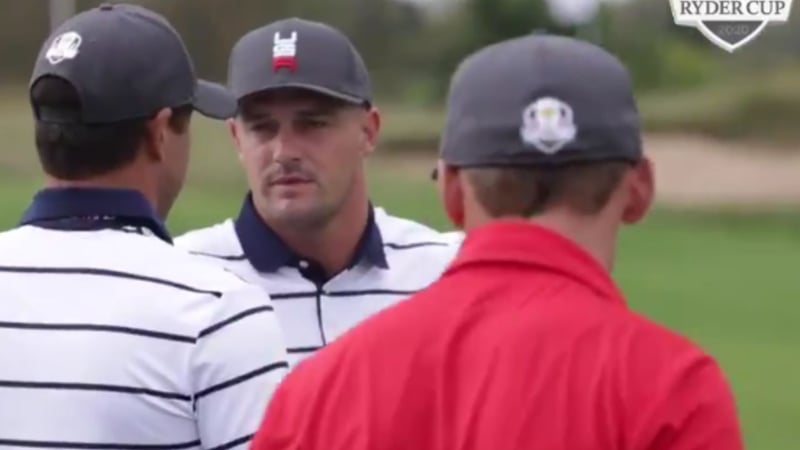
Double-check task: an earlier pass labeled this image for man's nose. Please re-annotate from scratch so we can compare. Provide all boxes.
[271,128,302,162]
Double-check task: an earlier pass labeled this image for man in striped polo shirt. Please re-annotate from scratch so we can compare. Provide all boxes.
[0,4,289,450]
[176,18,461,366]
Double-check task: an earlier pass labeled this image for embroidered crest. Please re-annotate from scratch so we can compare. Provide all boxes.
[46,31,82,65]
[519,97,577,155]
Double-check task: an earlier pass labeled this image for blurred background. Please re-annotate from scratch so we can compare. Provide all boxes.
[1,0,798,448]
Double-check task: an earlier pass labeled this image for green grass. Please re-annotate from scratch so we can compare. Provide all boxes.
[0,92,798,449]
[617,212,800,449]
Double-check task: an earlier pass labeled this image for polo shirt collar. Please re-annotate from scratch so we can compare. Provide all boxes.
[446,219,626,304]
[234,193,388,273]
[19,187,172,244]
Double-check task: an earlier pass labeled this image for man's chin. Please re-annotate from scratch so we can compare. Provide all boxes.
[267,202,330,230]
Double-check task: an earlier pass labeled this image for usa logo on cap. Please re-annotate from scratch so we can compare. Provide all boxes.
[272,31,297,72]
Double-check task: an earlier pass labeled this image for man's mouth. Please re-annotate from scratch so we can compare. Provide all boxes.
[270,175,313,186]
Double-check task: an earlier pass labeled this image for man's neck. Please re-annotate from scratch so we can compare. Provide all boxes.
[465,210,618,272]
[45,172,157,207]
[266,194,371,278]
[532,214,618,272]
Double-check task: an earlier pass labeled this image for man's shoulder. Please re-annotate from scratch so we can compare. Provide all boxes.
[106,228,255,297]
[0,224,252,297]
[374,207,464,249]
[621,309,709,355]
[558,297,714,362]
[601,307,723,389]
[159,240,252,292]
[174,219,245,260]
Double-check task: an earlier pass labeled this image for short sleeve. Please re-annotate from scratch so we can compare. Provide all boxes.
[189,283,290,450]
[629,344,743,450]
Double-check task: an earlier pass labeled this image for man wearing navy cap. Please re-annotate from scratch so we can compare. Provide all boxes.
[249,33,743,450]
[176,18,461,367]
[0,4,289,449]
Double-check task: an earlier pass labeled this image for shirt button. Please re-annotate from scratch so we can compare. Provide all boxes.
[298,260,309,269]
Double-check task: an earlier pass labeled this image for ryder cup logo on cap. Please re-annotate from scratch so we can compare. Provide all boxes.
[670,0,793,52]
[272,31,298,72]
[520,97,577,155]
[45,31,82,65]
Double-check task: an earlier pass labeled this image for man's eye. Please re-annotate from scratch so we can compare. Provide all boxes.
[249,122,273,132]
[299,119,327,129]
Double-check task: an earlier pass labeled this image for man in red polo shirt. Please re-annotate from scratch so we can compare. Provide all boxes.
[250,33,743,450]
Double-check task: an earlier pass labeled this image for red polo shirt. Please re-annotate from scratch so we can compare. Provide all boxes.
[251,220,743,450]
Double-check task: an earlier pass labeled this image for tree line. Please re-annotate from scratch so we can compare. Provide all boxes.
[1,0,798,104]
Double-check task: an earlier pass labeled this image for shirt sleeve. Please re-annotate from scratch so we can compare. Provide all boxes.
[250,346,337,450]
[249,373,305,450]
[189,283,290,450]
[631,350,744,450]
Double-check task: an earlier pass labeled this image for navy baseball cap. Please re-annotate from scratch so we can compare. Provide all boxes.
[29,3,236,124]
[438,33,642,171]
[228,17,372,106]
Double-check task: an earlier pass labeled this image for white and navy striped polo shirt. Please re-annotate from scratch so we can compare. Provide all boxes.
[176,194,463,366]
[0,188,289,450]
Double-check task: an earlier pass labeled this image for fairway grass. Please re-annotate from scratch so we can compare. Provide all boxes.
[0,99,798,449]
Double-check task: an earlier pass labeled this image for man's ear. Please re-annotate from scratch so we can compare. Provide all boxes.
[362,107,381,156]
[143,107,172,162]
[437,160,465,229]
[228,117,245,163]
[622,157,655,224]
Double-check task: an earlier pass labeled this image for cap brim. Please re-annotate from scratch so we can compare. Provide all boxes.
[239,82,367,106]
[193,80,237,120]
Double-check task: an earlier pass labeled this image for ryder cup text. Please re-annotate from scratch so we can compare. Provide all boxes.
[679,0,787,16]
